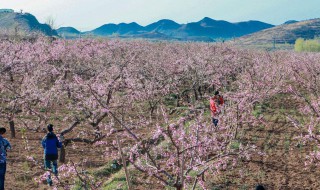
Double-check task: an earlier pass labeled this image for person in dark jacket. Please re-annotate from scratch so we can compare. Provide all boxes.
[0,127,11,190]
[41,124,62,186]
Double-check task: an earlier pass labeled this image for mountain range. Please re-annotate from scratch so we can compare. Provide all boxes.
[70,17,274,41]
[1,9,320,44]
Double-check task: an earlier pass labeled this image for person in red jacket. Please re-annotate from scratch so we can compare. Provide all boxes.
[210,91,224,127]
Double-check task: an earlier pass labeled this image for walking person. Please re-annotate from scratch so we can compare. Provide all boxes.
[42,124,63,186]
[0,127,11,190]
[209,91,224,127]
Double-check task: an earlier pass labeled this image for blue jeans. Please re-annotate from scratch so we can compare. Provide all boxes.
[44,160,58,175]
[212,118,219,127]
[0,163,6,190]
[44,160,58,186]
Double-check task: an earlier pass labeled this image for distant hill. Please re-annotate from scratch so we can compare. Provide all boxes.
[144,19,181,36]
[56,27,80,39]
[90,22,145,36]
[57,27,80,34]
[0,11,57,36]
[235,18,320,45]
[169,17,274,39]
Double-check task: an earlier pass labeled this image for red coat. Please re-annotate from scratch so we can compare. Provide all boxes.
[210,98,218,116]
[210,95,224,116]
[214,95,224,105]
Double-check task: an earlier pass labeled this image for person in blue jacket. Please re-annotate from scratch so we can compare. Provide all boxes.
[0,127,11,190]
[41,124,62,186]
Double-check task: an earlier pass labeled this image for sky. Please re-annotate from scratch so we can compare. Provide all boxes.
[1,0,319,31]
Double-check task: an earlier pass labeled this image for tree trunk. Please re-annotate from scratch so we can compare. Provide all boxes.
[149,101,156,117]
[176,94,180,107]
[192,178,198,190]
[9,119,15,138]
[234,103,239,139]
[198,86,203,99]
[176,184,183,190]
[59,145,66,163]
[193,88,198,101]
[117,136,132,190]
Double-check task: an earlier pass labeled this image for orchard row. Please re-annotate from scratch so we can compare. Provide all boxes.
[1,38,319,189]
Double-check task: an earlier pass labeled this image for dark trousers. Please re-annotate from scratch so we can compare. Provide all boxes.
[44,159,58,175]
[0,163,6,190]
[212,118,219,127]
[44,159,58,186]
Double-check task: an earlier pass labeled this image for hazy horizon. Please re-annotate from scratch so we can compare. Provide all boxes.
[1,0,319,31]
